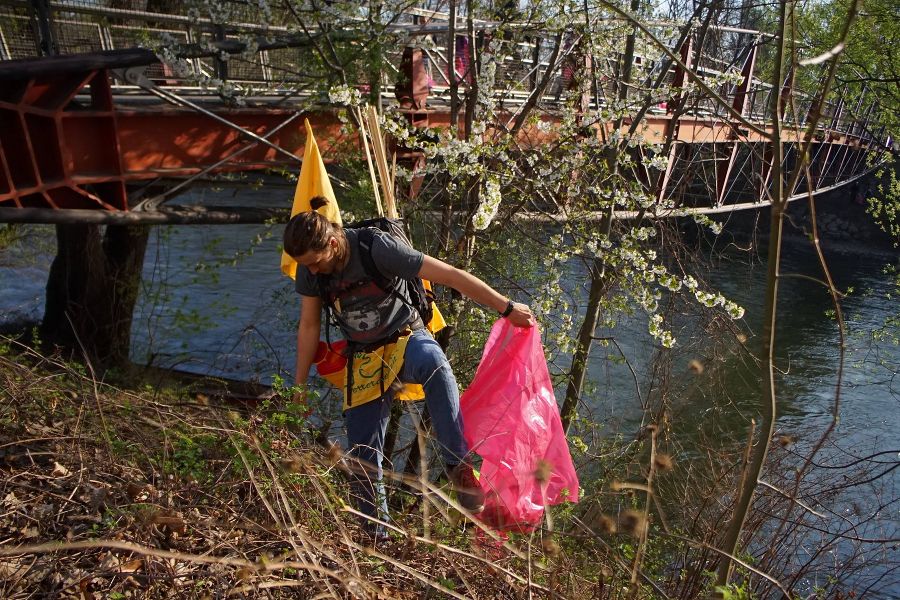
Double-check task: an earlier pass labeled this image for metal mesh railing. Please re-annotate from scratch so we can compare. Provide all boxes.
[0,1,882,143]
[0,6,37,59]
[52,17,104,53]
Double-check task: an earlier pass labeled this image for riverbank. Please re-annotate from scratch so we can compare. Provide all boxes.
[714,172,898,251]
[0,339,566,598]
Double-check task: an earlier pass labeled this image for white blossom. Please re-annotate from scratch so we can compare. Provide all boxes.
[643,153,669,171]
[472,177,502,231]
[328,85,362,107]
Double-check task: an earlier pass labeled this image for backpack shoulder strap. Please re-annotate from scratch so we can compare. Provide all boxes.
[314,274,341,343]
[354,227,395,292]
[316,273,330,302]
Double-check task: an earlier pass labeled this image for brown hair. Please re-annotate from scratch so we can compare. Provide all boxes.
[283,196,348,261]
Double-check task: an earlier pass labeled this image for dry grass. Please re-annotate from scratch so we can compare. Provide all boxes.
[4,335,893,599]
[0,341,553,599]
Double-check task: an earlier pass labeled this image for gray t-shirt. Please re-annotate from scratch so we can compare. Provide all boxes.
[295,228,425,344]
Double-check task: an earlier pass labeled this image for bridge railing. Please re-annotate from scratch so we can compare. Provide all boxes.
[0,0,883,146]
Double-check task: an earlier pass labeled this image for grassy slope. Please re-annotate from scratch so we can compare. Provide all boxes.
[0,341,563,599]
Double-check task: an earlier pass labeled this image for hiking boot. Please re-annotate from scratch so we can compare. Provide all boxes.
[448,462,485,514]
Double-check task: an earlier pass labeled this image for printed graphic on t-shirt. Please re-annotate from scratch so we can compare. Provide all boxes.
[327,279,407,342]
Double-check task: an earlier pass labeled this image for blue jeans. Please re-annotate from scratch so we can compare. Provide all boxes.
[344,329,470,523]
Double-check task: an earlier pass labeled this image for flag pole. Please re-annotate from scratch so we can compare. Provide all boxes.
[356,106,384,218]
[365,105,397,219]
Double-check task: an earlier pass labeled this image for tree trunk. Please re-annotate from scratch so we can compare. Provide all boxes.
[41,224,150,369]
[715,0,791,586]
[560,256,607,433]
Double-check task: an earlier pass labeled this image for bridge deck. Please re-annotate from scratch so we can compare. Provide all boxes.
[0,2,890,222]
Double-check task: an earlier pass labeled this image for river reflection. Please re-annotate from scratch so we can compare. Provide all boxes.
[693,242,899,439]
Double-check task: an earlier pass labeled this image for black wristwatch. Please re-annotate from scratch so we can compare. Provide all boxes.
[500,300,515,318]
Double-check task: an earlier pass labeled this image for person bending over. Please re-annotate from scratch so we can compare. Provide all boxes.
[284,197,533,533]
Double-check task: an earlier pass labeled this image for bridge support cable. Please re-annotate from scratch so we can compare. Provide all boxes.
[113,66,302,165]
[656,36,693,206]
[715,43,758,208]
[804,88,839,190]
[841,102,877,181]
[815,96,847,188]
[830,89,871,183]
[759,66,796,199]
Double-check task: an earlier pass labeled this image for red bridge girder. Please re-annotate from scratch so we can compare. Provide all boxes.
[114,109,345,179]
[0,62,352,210]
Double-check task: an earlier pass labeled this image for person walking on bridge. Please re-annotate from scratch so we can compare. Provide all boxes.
[283,197,534,537]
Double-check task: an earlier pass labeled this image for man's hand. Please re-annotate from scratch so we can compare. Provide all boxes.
[506,302,535,328]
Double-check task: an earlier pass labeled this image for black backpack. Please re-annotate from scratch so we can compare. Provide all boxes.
[318,217,435,340]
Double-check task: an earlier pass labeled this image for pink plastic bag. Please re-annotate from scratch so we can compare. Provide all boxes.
[460,319,579,532]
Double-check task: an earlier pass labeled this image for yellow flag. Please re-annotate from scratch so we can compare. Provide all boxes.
[422,280,447,334]
[281,119,342,279]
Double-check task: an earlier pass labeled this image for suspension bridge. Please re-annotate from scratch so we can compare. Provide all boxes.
[0,0,892,225]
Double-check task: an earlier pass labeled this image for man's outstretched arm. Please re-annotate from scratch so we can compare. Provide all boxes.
[418,255,534,327]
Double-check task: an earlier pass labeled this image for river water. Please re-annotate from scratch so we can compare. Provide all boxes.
[0,187,897,596]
